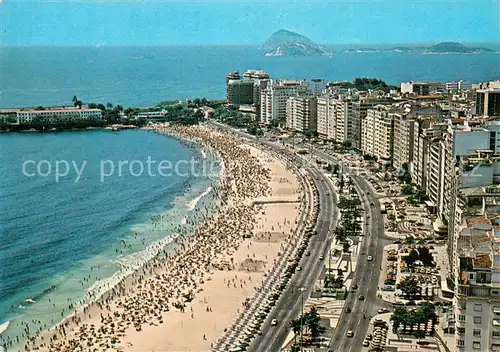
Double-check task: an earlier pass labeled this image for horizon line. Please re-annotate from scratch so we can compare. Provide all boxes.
[3,40,500,48]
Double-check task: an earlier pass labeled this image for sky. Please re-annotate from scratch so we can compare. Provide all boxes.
[1,0,499,46]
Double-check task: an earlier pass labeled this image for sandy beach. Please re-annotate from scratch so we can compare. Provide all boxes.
[25,124,305,352]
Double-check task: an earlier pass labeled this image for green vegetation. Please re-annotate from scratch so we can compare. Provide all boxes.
[408,186,428,205]
[363,154,377,162]
[162,104,204,125]
[212,106,263,136]
[328,77,398,92]
[72,95,83,109]
[333,197,362,253]
[396,276,421,300]
[289,306,326,348]
[390,302,437,336]
[398,163,412,184]
[403,247,435,270]
[156,98,224,109]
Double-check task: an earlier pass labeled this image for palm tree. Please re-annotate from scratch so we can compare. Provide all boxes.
[342,242,350,254]
[290,318,302,344]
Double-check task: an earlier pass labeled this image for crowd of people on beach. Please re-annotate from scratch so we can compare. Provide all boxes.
[21,124,289,352]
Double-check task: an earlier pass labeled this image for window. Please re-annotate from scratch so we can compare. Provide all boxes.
[459,315,466,322]
[473,341,481,350]
[457,327,466,334]
[474,316,482,324]
[474,304,483,312]
[493,331,500,338]
[457,340,465,347]
[473,329,481,337]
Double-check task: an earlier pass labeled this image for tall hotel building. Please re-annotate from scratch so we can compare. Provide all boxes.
[259,80,309,125]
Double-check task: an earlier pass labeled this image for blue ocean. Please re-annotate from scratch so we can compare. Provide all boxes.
[0,44,499,108]
[0,45,499,350]
[0,129,219,350]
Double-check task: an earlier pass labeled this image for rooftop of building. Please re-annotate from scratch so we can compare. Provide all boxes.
[466,216,492,227]
[473,252,492,268]
[477,88,500,93]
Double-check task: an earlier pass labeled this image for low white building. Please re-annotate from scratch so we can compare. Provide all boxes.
[17,108,103,124]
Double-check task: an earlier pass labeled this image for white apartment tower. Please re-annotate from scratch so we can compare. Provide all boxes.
[316,97,330,138]
[260,80,309,125]
[285,96,317,133]
[361,105,395,160]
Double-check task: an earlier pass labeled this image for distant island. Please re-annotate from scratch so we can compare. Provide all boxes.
[262,29,331,57]
[344,42,494,54]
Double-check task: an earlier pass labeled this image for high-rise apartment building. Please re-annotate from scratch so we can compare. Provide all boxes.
[308,79,328,95]
[476,89,500,117]
[285,96,317,133]
[226,70,270,107]
[316,97,331,138]
[361,105,395,160]
[401,81,444,95]
[259,80,309,125]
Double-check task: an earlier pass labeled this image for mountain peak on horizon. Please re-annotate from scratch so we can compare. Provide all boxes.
[262,29,330,56]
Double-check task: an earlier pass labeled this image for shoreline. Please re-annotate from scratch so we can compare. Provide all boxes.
[0,128,221,352]
[22,123,305,352]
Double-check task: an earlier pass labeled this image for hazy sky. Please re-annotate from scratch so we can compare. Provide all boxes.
[2,0,499,45]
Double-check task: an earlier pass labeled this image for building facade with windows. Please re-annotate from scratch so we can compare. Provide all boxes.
[361,105,395,160]
[285,96,317,133]
[16,108,103,124]
[259,80,309,125]
[476,89,500,117]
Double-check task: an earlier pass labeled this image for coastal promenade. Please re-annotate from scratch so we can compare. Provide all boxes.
[28,123,310,352]
[208,122,338,352]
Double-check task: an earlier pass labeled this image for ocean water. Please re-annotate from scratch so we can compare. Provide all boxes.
[0,129,219,350]
[0,44,499,108]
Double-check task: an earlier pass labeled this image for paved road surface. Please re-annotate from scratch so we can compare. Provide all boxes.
[300,147,392,352]
[249,166,337,352]
[207,123,338,351]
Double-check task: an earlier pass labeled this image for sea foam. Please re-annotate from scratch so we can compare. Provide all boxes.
[86,233,179,300]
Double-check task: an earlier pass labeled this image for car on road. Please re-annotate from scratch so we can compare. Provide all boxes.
[352,284,358,290]
[362,340,370,347]
[319,255,324,260]
[377,308,389,314]
[346,330,354,337]
[367,255,373,261]
[359,295,365,300]
[326,192,330,195]
[297,266,302,271]
[271,319,278,326]
[305,251,310,256]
